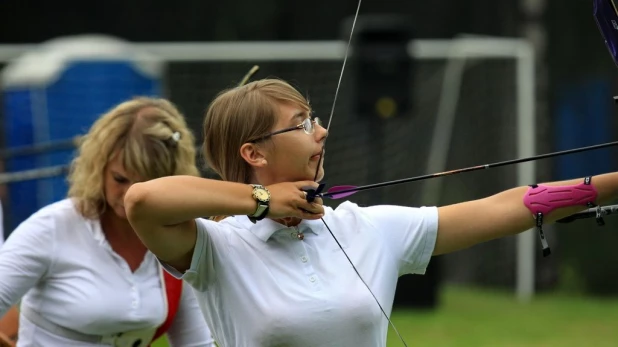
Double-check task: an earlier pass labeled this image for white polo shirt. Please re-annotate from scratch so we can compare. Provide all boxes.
[0,199,215,346]
[163,201,438,347]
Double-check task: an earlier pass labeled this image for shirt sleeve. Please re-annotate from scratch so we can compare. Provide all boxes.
[360,204,439,275]
[166,283,216,347]
[0,212,56,317]
[160,218,218,292]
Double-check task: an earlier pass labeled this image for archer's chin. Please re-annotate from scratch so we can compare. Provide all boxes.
[314,167,325,182]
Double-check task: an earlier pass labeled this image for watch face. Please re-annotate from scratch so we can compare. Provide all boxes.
[254,189,270,201]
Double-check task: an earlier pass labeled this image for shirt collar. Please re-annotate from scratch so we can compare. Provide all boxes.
[89,219,107,245]
[234,215,322,242]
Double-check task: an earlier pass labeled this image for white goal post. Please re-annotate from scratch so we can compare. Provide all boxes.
[0,37,536,302]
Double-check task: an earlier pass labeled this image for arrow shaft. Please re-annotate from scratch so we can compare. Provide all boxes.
[322,139,618,198]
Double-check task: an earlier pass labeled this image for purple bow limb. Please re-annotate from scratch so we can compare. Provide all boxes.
[594,0,618,67]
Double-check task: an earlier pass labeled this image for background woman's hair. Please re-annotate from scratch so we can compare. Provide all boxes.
[68,97,199,219]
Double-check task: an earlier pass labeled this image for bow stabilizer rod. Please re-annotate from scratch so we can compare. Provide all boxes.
[556,204,618,224]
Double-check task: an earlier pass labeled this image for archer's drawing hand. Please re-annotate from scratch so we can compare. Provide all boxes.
[266,181,324,220]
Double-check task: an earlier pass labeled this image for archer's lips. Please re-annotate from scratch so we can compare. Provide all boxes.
[311,149,324,160]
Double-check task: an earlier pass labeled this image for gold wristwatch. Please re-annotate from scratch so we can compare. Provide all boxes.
[249,184,270,222]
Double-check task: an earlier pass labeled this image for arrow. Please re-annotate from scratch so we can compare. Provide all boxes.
[315,139,618,199]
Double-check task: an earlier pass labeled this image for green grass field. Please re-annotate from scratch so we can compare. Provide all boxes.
[152,285,618,346]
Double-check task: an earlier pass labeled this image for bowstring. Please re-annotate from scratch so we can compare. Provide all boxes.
[311,1,408,346]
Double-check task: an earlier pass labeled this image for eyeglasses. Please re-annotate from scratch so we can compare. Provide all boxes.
[250,117,322,143]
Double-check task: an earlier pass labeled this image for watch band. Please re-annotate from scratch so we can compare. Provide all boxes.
[248,206,269,223]
[249,184,270,222]
[251,204,269,219]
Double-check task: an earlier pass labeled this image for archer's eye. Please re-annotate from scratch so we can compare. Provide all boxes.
[302,118,315,134]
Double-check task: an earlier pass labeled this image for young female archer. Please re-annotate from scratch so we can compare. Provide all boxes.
[125,78,618,347]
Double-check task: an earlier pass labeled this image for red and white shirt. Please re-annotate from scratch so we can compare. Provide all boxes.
[0,199,214,346]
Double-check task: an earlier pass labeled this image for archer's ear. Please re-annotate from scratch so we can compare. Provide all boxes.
[239,143,268,169]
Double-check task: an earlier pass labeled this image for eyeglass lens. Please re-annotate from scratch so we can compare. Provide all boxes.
[303,117,322,134]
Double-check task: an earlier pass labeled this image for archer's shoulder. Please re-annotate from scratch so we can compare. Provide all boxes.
[326,201,372,221]
[328,201,438,224]
[329,200,394,215]
[329,201,363,213]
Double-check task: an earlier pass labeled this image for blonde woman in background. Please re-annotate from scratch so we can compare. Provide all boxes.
[0,98,215,347]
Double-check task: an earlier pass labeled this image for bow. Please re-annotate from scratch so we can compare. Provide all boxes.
[550,0,618,222]
[301,1,618,345]
[307,0,618,238]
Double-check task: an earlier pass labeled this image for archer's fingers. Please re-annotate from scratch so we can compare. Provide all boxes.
[299,200,324,215]
[297,181,319,190]
[299,209,324,220]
